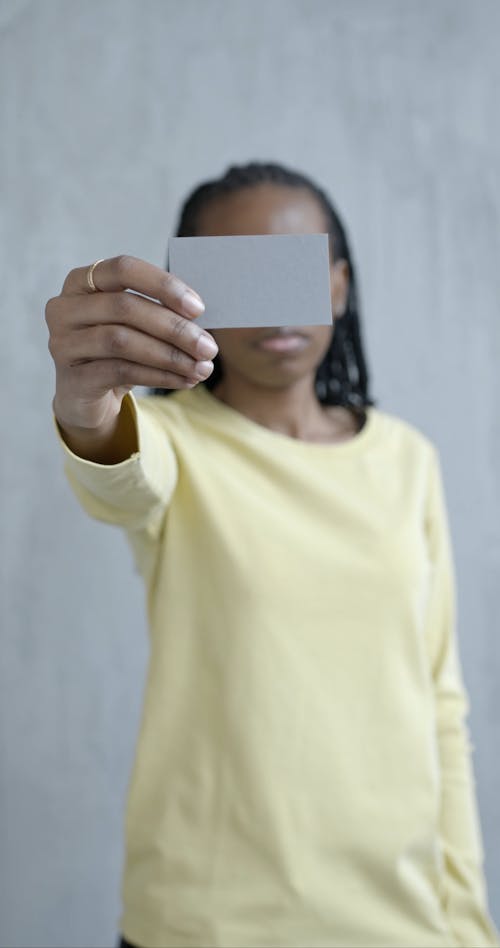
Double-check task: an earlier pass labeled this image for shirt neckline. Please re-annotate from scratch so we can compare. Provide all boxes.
[188,383,380,456]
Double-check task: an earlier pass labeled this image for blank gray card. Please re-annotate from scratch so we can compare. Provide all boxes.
[167,234,333,329]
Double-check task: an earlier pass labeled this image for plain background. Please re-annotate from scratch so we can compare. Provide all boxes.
[1,1,499,945]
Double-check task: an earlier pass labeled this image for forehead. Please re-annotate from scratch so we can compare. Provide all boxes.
[194,183,328,237]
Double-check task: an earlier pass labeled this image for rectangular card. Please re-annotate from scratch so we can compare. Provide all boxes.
[167,233,333,329]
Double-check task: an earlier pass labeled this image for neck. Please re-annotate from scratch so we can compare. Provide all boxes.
[211,371,331,440]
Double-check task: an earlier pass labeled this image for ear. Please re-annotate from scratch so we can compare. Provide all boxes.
[329,259,349,318]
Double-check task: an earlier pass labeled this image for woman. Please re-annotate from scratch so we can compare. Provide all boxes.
[46,162,499,947]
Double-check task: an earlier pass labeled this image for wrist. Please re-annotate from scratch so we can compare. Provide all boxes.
[53,397,136,464]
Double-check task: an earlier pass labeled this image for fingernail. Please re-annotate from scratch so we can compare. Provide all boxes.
[182,291,205,317]
[194,360,214,379]
[198,335,218,359]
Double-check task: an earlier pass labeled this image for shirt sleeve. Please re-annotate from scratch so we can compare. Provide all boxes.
[53,391,178,542]
[424,445,500,947]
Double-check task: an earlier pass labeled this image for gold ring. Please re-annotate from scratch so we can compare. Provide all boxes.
[86,259,105,292]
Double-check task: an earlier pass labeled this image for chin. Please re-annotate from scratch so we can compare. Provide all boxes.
[247,366,312,389]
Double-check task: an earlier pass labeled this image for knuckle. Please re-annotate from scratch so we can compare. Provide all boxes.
[114,254,136,279]
[169,313,192,347]
[61,268,79,293]
[47,328,60,350]
[167,343,184,368]
[47,335,57,359]
[44,296,60,329]
[48,334,69,366]
[106,325,129,355]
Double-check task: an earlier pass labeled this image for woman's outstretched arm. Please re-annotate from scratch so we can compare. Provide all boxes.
[47,254,218,534]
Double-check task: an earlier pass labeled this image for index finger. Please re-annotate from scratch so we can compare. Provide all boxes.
[61,255,205,319]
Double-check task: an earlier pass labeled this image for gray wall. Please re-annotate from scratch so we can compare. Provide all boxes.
[1,1,499,945]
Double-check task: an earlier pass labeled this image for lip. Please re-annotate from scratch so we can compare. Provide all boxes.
[254,329,309,353]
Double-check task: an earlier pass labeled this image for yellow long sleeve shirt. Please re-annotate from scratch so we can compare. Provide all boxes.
[54,385,499,948]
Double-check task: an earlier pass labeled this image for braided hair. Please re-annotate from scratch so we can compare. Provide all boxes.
[152,161,376,410]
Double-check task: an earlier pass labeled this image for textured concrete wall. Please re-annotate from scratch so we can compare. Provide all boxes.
[1,1,499,945]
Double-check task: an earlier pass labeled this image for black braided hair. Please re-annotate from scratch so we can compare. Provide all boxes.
[152,161,376,410]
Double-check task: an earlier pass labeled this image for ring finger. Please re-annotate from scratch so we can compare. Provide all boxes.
[66,324,215,381]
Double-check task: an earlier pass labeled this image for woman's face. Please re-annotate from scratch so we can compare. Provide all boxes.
[194,183,349,391]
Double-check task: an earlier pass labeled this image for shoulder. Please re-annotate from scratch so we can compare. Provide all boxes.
[369,404,437,466]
